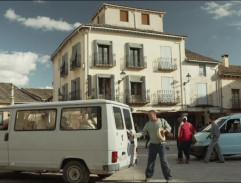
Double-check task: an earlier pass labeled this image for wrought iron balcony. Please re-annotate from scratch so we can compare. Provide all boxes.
[157,90,180,105]
[191,95,214,107]
[94,53,116,67]
[70,55,81,70]
[126,56,147,69]
[156,58,177,71]
[60,63,68,77]
[126,90,150,105]
[90,89,113,100]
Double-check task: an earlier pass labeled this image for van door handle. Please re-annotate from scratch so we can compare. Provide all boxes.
[4,133,9,141]
[122,152,126,156]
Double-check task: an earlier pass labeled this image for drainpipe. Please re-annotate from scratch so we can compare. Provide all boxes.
[178,40,184,110]
[132,11,136,29]
[86,27,91,99]
[210,64,219,107]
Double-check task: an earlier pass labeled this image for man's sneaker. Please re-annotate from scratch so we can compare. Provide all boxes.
[185,159,189,164]
[203,159,209,163]
[177,160,184,164]
[216,160,225,163]
[145,177,151,182]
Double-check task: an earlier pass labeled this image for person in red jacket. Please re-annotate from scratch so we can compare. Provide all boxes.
[178,116,195,164]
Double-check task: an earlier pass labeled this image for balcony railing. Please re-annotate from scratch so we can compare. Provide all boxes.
[157,90,180,105]
[69,90,81,100]
[60,63,68,77]
[94,53,116,67]
[90,89,113,100]
[70,55,81,70]
[126,89,150,105]
[156,58,177,71]
[126,56,147,69]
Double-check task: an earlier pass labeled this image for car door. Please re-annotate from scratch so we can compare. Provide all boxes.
[0,110,10,167]
[122,108,137,166]
[219,118,241,155]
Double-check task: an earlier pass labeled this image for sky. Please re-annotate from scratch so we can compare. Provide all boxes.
[0,1,241,88]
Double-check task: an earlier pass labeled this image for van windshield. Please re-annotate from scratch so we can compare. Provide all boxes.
[202,118,226,132]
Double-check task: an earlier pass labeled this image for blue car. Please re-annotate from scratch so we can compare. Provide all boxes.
[191,113,241,161]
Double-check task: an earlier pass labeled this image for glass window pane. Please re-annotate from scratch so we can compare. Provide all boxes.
[61,107,101,130]
[15,109,56,131]
[0,111,10,130]
[123,109,133,130]
[113,107,124,130]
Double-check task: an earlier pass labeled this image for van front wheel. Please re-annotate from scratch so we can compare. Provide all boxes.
[63,161,89,183]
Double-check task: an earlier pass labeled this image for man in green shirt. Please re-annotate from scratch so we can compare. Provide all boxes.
[129,110,172,182]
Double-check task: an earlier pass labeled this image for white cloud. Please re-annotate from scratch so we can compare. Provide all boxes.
[4,8,81,31]
[0,51,50,86]
[201,2,233,19]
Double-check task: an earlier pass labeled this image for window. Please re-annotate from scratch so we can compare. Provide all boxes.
[197,83,208,105]
[98,45,110,65]
[123,109,133,130]
[71,78,80,100]
[15,109,56,131]
[120,10,128,22]
[113,107,124,130]
[232,89,240,108]
[99,78,111,99]
[62,83,68,101]
[60,53,68,77]
[142,13,149,25]
[161,77,174,102]
[131,82,142,95]
[130,48,141,67]
[220,119,241,133]
[60,107,101,130]
[70,42,81,70]
[0,111,10,130]
[199,64,206,76]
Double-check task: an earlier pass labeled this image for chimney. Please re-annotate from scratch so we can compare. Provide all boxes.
[221,54,229,67]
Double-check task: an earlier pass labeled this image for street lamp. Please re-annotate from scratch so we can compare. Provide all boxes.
[183,73,191,86]
[118,70,126,84]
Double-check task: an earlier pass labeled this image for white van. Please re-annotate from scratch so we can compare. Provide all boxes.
[0,99,137,183]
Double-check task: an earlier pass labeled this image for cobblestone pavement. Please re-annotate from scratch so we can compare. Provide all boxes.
[0,140,241,183]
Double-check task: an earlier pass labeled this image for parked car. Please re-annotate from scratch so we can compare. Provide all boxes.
[0,99,137,183]
[191,113,241,161]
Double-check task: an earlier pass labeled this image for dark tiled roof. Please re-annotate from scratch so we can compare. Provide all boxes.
[185,49,220,63]
[0,83,38,104]
[21,88,53,101]
[219,65,241,77]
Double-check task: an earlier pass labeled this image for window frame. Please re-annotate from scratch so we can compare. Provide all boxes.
[123,108,133,130]
[60,106,102,131]
[14,108,57,132]
[199,64,206,77]
[113,106,125,130]
[120,10,129,22]
[141,13,150,25]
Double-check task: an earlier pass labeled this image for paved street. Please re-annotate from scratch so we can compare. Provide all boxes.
[1,140,241,183]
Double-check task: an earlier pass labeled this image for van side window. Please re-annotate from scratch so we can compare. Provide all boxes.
[113,107,124,130]
[123,109,133,130]
[0,111,10,131]
[220,119,240,133]
[15,109,56,131]
[60,107,101,130]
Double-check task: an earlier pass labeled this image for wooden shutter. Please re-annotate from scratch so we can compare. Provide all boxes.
[126,75,131,103]
[126,43,130,67]
[141,76,146,102]
[197,83,208,105]
[88,75,92,98]
[65,53,68,75]
[71,79,75,100]
[96,74,99,99]
[120,10,128,22]
[76,42,81,67]
[111,75,115,101]
[109,41,115,66]
[76,77,80,100]
[142,13,149,25]
[94,40,98,65]
[140,44,144,67]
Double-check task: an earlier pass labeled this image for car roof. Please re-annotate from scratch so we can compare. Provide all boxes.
[0,99,129,110]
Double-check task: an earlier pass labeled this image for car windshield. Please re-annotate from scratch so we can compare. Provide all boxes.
[202,118,227,132]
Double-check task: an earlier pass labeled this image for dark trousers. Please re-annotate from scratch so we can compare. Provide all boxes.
[180,141,192,160]
[176,140,183,159]
[145,143,172,180]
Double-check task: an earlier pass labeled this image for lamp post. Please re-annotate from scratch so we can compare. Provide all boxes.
[183,73,191,110]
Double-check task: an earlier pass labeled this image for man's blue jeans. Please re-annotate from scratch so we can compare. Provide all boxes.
[145,143,172,180]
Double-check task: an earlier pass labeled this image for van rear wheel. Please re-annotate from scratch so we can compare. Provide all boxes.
[63,161,89,183]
